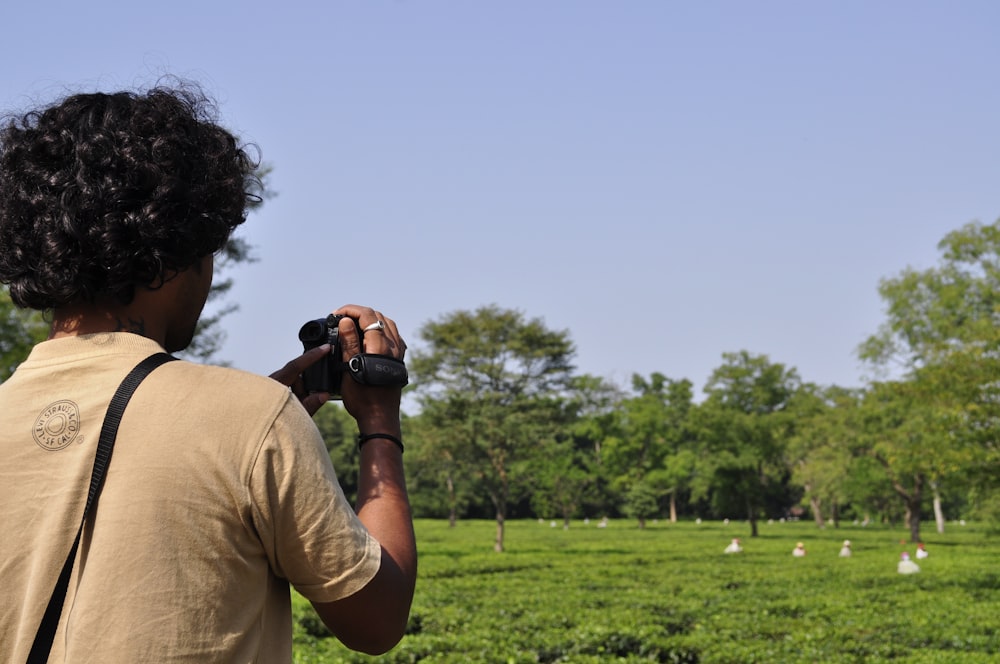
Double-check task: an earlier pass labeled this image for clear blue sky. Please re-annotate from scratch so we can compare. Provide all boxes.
[3,1,999,401]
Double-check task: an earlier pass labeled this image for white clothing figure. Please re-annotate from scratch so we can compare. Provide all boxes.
[839,540,852,557]
[724,538,743,554]
[898,551,920,574]
[792,541,807,557]
[915,543,929,559]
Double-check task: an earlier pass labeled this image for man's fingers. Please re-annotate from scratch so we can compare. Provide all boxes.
[301,392,330,416]
[269,344,331,386]
[337,316,363,359]
[380,316,406,359]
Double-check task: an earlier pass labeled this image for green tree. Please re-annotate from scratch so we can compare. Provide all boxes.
[860,220,1000,371]
[622,481,660,528]
[644,376,698,523]
[562,374,625,520]
[528,433,593,528]
[312,401,363,501]
[785,385,862,528]
[405,399,480,524]
[409,305,576,552]
[0,288,47,379]
[697,351,801,537]
[858,380,938,541]
[910,349,1000,527]
[860,219,1000,532]
[603,373,696,526]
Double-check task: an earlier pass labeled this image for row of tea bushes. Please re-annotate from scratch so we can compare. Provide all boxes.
[292,518,999,663]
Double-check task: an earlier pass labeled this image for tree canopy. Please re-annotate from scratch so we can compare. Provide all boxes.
[408,305,576,551]
[397,219,1000,549]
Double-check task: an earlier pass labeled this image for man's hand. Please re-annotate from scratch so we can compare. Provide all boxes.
[333,304,407,435]
[268,344,331,416]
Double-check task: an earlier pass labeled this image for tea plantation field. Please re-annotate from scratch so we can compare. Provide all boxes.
[292,518,999,663]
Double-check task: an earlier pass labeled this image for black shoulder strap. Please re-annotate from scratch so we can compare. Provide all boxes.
[27,352,177,664]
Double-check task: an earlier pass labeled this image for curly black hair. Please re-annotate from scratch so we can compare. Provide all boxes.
[0,81,259,309]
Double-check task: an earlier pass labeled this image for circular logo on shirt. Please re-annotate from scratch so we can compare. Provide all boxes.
[33,400,81,451]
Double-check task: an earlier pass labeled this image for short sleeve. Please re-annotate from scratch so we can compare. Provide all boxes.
[248,396,381,603]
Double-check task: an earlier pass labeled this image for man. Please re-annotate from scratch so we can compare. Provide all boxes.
[0,82,416,662]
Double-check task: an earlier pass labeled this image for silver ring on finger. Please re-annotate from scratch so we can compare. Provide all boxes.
[363,320,385,333]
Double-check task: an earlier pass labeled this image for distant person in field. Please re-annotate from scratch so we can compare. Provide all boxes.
[839,540,852,557]
[915,543,929,559]
[792,542,807,557]
[724,538,743,554]
[0,81,416,662]
[897,552,920,574]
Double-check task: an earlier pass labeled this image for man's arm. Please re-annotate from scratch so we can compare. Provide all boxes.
[311,430,416,654]
[309,305,417,654]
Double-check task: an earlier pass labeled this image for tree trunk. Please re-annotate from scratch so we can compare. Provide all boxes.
[905,477,923,543]
[809,496,825,528]
[747,498,758,537]
[447,474,457,528]
[489,465,509,552]
[932,482,945,534]
[494,510,505,552]
[891,474,924,543]
[669,491,678,524]
[907,500,921,543]
[831,502,840,528]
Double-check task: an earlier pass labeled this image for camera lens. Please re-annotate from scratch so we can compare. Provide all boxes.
[298,320,326,343]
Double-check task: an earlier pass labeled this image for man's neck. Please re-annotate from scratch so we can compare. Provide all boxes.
[48,258,210,354]
[50,301,163,347]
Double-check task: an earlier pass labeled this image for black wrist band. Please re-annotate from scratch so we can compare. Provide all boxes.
[357,432,404,453]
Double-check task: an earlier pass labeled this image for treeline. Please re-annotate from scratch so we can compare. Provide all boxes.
[316,220,1000,551]
[3,219,999,552]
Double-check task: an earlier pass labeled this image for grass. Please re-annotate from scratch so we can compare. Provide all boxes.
[292,518,999,663]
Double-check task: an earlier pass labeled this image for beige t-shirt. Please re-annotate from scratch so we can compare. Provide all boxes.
[0,333,381,663]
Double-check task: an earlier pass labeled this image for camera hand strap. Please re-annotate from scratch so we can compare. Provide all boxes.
[347,353,409,387]
[27,352,177,664]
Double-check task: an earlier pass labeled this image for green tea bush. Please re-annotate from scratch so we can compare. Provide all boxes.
[293,519,998,663]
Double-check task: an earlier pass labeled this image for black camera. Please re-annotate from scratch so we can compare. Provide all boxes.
[298,314,410,397]
[298,314,355,397]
